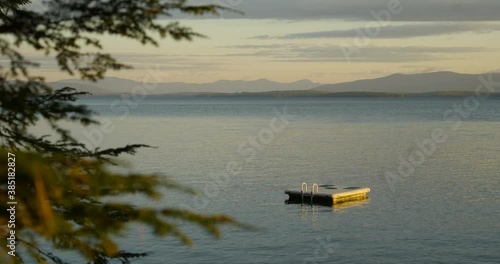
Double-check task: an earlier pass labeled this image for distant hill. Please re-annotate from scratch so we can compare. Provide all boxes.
[154,90,404,98]
[312,72,500,93]
[50,77,321,95]
[88,90,500,99]
[50,72,500,96]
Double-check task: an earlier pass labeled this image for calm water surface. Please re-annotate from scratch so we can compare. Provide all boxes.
[45,98,500,263]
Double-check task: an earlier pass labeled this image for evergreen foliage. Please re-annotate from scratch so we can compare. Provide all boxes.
[0,1,243,263]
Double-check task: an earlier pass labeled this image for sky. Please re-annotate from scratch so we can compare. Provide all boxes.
[20,0,500,84]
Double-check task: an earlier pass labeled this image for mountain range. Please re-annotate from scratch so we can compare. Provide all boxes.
[49,71,499,96]
[49,77,320,95]
[313,71,500,94]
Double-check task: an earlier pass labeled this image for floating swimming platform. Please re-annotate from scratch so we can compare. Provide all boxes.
[285,183,370,206]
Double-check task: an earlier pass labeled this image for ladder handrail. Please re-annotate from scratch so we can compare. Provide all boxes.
[301,182,308,193]
[312,183,319,194]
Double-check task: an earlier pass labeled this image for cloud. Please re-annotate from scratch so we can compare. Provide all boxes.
[10,53,224,71]
[25,0,500,22]
[222,45,496,63]
[192,0,500,22]
[251,23,500,39]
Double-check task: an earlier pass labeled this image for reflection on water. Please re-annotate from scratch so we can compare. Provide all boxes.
[331,197,371,212]
[292,198,371,225]
[287,197,370,211]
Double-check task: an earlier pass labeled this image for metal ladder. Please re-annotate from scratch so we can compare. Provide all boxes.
[301,182,319,205]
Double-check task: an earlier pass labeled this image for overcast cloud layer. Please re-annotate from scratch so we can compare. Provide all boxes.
[27,0,500,21]
[198,0,500,21]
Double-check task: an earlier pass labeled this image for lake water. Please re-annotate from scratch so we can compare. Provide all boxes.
[51,97,500,263]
